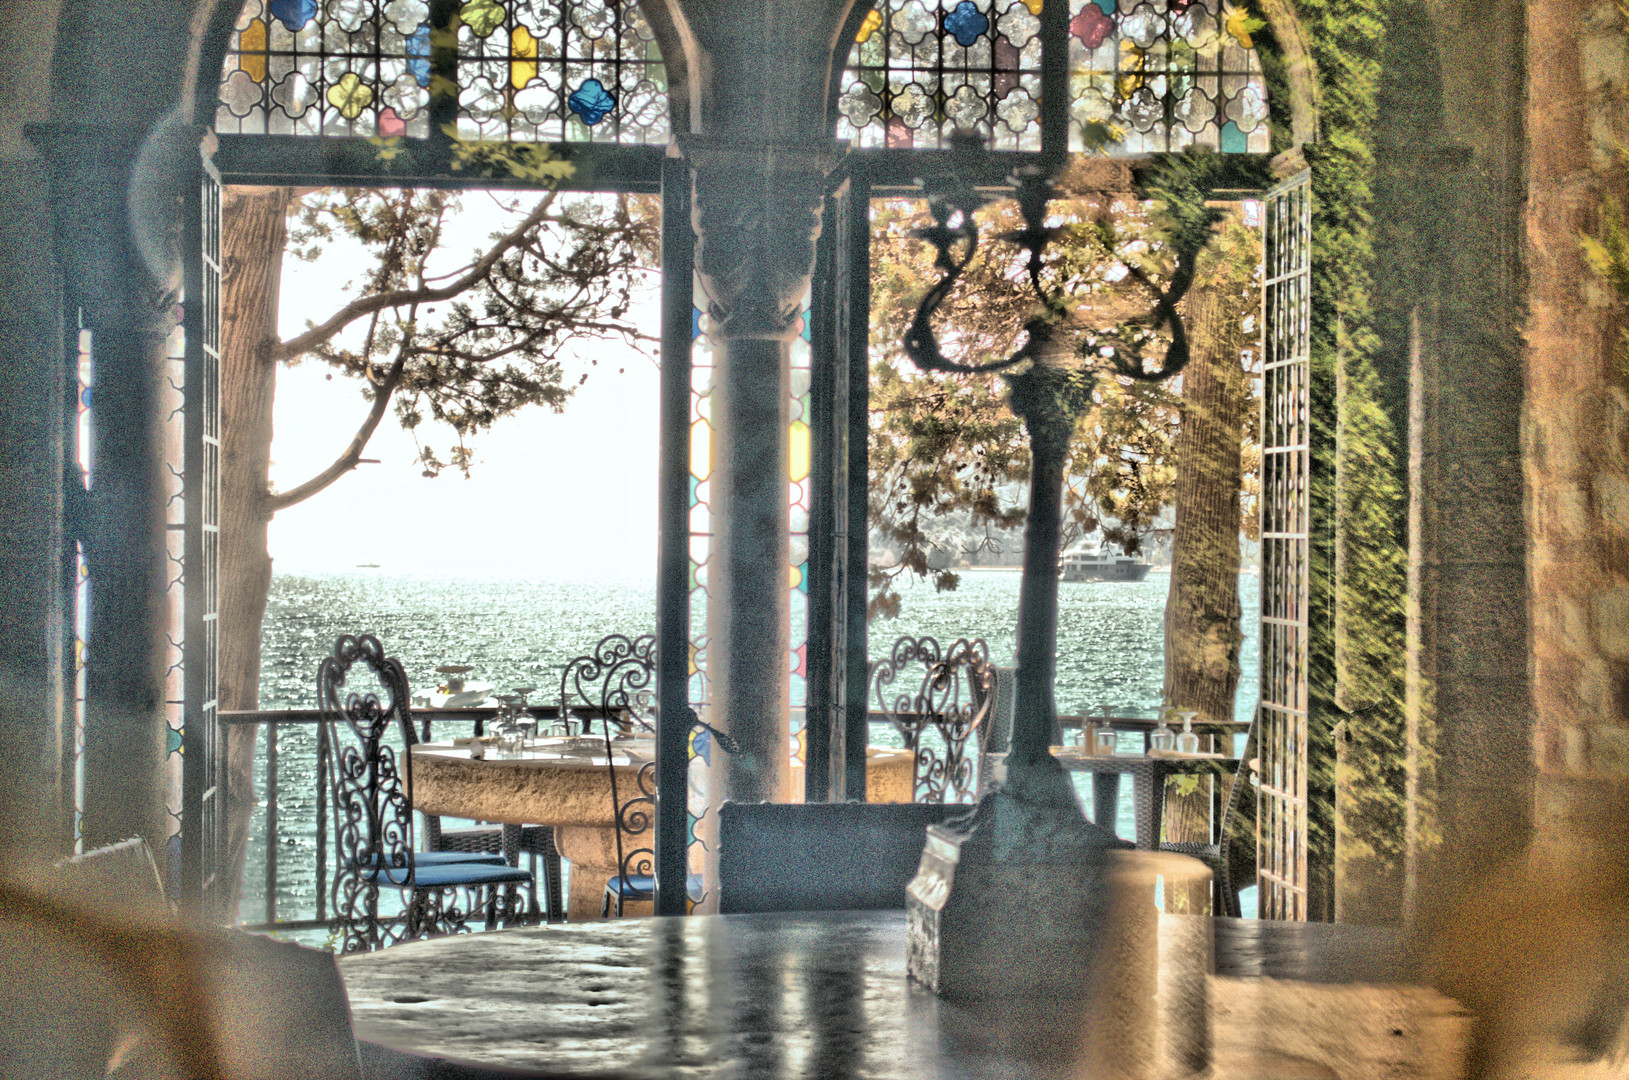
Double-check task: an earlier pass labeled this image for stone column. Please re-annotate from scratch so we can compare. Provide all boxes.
[0,125,68,865]
[689,145,834,808]
[33,125,177,854]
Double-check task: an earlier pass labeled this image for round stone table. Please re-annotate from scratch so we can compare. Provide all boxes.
[410,740,651,921]
[410,741,921,920]
[338,910,1469,1080]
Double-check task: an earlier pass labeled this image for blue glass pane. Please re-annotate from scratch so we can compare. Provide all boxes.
[567,78,617,126]
[406,24,432,88]
[944,1,990,47]
[692,305,704,341]
[268,0,318,31]
[1221,120,1246,153]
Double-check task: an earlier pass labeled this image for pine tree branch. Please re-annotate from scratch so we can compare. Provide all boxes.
[270,190,560,363]
[263,348,409,514]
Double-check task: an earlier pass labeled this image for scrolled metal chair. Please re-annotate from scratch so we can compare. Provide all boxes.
[558,633,658,916]
[559,633,656,737]
[871,636,996,804]
[319,634,533,953]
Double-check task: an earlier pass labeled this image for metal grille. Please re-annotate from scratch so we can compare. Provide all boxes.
[181,144,226,920]
[1257,168,1310,921]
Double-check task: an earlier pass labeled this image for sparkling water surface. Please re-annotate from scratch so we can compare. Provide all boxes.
[242,568,1260,926]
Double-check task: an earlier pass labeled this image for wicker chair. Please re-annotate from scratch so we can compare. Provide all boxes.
[1156,717,1257,918]
[318,634,533,952]
[870,636,996,804]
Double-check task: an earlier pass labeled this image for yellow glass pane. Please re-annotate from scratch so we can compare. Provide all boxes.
[788,563,803,590]
[788,420,810,482]
[690,419,711,480]
[511,24,539,89]
[239,19,267,83]
[855,8,883,43]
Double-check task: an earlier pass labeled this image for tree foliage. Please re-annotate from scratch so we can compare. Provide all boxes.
[866,156,1261,619]
[277,187,659,493]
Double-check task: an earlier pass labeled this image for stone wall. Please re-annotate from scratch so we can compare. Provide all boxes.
[1526,0,1629,863]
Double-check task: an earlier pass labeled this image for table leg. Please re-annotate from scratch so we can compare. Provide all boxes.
[1093,773,1122,834]
[1131,769,1165,850]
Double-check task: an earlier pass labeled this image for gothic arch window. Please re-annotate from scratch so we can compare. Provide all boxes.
[216,0,668,145]
[836,0,1270,154]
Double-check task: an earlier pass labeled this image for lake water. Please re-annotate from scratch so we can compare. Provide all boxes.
[242,567,1260,925]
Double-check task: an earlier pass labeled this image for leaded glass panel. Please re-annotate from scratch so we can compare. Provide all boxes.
[455,0,668,144]
[1065,0,1269,154]
[837,0,1270,155]
[217,0,668,144]
[218,0,434,137]
[837,0,1046,151]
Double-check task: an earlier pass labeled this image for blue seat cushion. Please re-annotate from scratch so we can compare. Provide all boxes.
[409,850,508,867]
[365,862,534,888]
[605,873,704,901]
[358,850,508,870]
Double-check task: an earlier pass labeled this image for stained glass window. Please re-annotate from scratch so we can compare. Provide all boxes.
[687,279,714,910]
[218,0,434,137]
[1065,0,1269,154]
[837,0,1270,155]
[455,0,668,144]
[72,326,92,852]
[162,304,188,859]
[217,0,668,144]
[837,0,1046,152]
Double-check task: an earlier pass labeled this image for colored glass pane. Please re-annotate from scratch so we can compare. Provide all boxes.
[838,0,1270,155]
[837,0,1043,151]
[789,420,810,482]
[217,0,434,137]
[1065,0,1270,154]
[218,0,668,144]
[455,0,668,144]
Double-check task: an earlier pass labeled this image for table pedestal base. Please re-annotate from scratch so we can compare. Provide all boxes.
[554,826,642,921]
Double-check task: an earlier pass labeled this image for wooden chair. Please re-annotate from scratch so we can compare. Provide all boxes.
[717,801,968,913]
[318,634,534,952]
[870,636,996,804]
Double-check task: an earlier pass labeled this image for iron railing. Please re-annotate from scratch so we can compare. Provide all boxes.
[225,705,1238,932]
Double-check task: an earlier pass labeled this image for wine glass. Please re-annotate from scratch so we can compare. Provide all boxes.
[511,687,539,747]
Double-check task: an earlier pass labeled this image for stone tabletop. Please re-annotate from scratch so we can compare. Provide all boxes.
[338,910,1469,1080]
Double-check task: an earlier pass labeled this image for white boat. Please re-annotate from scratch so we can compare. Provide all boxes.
[414,682,494,709]
[1059,547,1152,583]
[412,665,493,709]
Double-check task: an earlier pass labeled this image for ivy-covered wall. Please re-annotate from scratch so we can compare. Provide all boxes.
[1255,0,1529,922]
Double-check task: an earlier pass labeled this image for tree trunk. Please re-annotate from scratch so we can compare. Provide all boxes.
[1162,262,1250,845]
[218,186,292,918]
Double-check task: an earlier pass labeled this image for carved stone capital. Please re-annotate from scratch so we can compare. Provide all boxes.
[684,138,844,341]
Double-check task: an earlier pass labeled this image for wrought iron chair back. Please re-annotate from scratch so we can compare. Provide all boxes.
[319,634,531,951]
[559,633,656,737]
[558,633,658,915]
[870,636,995,804]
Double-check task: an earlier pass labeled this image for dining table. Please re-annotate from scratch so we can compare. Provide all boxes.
[338,908,1469,1080]
[410,736,655,922]
[410,737,923,920]
[1052,745,1244,849]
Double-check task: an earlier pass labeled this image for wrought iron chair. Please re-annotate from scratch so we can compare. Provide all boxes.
[717,801,967,913]
[408,699,565,922]
[319,634,534,952]
[871,636,996,804]
[558,634,660,916]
